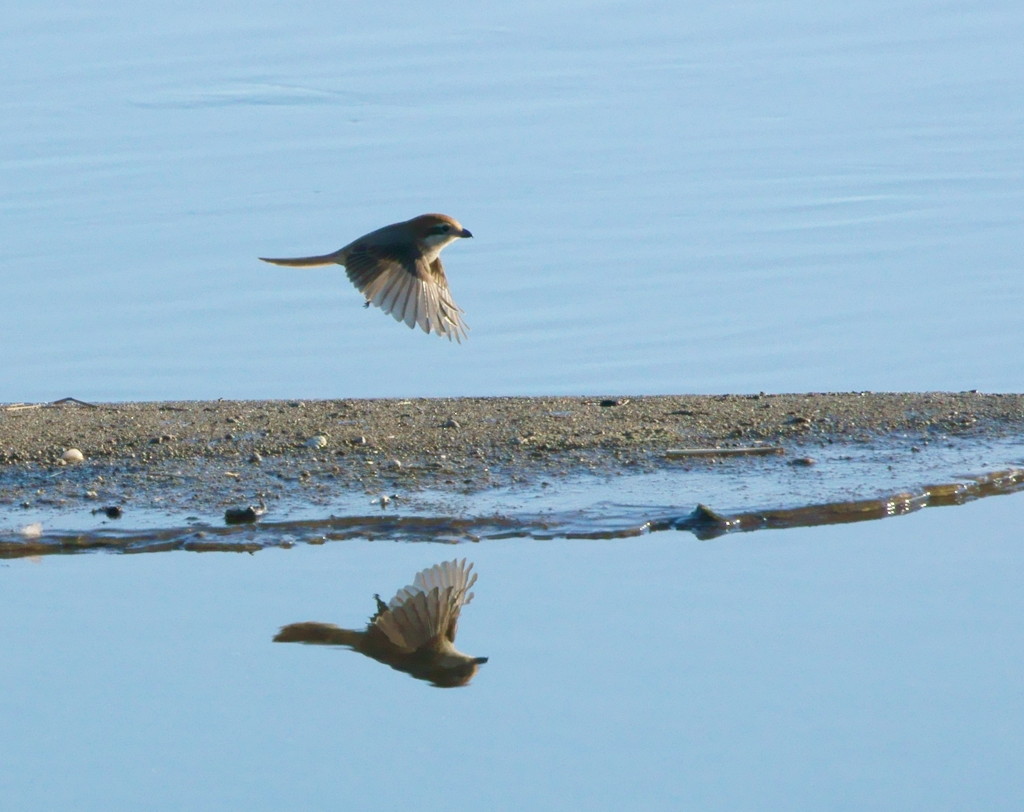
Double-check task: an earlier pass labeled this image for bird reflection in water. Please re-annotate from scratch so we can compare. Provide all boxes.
[274,558,487,688]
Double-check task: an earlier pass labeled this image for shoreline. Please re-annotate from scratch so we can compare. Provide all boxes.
[1,392,1022,518]
[2,392,1023,549]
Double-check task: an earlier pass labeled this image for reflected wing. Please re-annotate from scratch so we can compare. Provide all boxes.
[346,248,468,342]
[374,559,477,649]
[409,558,477,642]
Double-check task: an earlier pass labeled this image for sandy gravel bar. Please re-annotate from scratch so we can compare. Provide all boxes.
[3,391,1023,464]
[2,392,1021,473]
[0,392,1022,522]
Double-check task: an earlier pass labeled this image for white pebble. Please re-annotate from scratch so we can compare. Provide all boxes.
[62,448,85,463]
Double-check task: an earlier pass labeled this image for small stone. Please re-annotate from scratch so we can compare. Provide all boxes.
[224,503,266,525]
[305,435,329,449]
[441,418,460,429]
[62,448,85,464]
[789,457,817,467]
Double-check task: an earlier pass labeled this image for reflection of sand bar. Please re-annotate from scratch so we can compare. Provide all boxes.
[3,467,1022,558]
[667,467,1024,540]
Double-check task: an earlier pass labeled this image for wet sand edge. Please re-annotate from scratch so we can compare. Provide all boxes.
[1,392,1022,529]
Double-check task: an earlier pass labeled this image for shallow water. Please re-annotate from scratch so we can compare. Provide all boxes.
[3,1,1023,401]
[2,491,1022,809]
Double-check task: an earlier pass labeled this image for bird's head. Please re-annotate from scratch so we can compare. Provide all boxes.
[409,213,473,255]
[423,653,489,688]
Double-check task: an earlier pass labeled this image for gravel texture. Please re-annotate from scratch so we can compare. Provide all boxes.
[1,392,1022,514]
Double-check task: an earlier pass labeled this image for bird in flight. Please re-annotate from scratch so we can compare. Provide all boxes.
[260,213,472,342]
[273,558,488,687]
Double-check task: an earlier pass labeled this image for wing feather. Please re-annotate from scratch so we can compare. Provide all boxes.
[374,560,477,649]
[340,248,467,341]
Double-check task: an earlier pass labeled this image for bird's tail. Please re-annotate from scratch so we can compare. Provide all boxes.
[273,622,364,647]
[259,250,344,267]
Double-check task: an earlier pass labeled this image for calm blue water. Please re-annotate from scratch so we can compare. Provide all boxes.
[2,1,1022,402]
[2,492,1023,809]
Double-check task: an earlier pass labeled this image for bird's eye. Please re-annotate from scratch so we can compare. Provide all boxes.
[430,224,452,235]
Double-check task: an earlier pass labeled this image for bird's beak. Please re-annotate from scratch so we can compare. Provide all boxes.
[461,228,474,239]
[474,656,489,664]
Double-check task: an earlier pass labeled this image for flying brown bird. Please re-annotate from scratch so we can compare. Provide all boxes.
[274,558,487,688]
[260,213,472,342]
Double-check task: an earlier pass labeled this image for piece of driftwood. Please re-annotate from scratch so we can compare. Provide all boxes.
[665,445,785,459]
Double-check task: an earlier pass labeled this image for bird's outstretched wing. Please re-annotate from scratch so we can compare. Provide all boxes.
[373,559,477,650]
[346,247,468,342]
